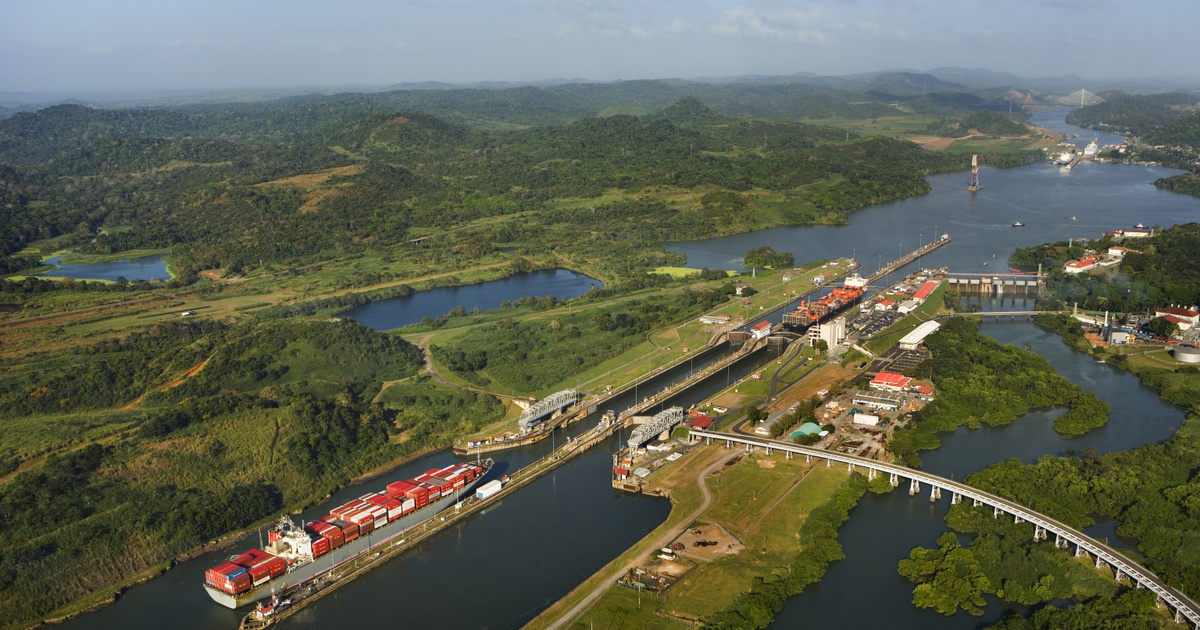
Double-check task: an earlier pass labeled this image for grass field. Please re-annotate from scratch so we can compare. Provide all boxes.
[530,451,853,627]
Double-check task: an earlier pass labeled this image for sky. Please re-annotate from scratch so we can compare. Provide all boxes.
[1,0,1197,95]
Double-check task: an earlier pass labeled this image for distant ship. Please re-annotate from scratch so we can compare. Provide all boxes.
[967,154,983,192]
[1070,216,1077,221]
[1012,222,1024,227]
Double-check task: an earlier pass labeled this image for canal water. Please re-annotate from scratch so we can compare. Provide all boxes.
[341,269,603,331]
[56,113,1200,630]
[37,254,170,282]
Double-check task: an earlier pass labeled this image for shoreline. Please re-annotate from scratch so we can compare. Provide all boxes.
[25,444,447,630]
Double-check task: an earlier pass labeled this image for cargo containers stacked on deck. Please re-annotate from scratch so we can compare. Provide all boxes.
[204,550,286,595]
[203,458,493,609]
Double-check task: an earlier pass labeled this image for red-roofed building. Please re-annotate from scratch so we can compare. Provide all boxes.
[1108,246,1141,258]
[1155,306,1199,324]
[915,384,935,397]
[913,280,940,301]
[750,320,772,339]
[875,298,895,310]
[688,415,716,429]
[870,372,912,392]
[1064,256,1099,274]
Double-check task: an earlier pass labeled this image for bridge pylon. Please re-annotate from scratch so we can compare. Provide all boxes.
[890,473,899,487]
[929,486,941,502]
[909,479,920,496]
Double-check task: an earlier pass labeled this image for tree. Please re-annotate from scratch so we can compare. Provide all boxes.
[744,246,795,269]
[1146,317,1178,338]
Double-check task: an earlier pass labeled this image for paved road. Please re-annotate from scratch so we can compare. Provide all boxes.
[542,451,732,630]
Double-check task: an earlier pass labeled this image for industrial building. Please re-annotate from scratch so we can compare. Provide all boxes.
[870,372,911,392]
[852,390,905,411]
[750,320,772,339]
[899,320,941,350]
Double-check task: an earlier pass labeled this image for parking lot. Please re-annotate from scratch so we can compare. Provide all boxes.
[851,309,906,337]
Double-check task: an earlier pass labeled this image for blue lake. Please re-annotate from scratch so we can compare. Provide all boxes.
[340,269,603,331]
[38,254,170,282]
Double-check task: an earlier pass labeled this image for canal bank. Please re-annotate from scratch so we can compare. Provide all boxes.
[49,113,1200,630]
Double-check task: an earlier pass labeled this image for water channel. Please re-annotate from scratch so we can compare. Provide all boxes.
[57,113,1200,630]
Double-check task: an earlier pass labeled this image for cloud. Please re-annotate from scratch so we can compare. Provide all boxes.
[712,6,829,44]
[85,44,113,56]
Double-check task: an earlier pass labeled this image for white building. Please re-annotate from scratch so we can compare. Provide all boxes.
[899,320,941,351]
[819,316,846,347]
[853,413,880,426]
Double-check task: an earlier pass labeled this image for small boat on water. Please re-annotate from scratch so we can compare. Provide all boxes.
[1012,221,1024,227]
[1070,216,1077,221]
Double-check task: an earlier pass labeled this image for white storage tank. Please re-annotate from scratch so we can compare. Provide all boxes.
[476,479,503,500]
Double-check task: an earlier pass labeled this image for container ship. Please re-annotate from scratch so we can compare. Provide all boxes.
[204,460,492,609]
[781,274,866,328]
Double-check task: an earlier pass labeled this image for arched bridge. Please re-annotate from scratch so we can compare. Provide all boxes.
[689,429,1200,628]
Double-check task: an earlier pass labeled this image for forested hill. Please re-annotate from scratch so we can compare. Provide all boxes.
[0,94,1030,281]
[1066,92,1199,137]
[0,77,1033,165]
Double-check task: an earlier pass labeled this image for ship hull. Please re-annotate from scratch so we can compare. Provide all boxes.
[205,470,490,609]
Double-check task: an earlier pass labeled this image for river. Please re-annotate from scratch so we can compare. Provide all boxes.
[56,113,1200,630]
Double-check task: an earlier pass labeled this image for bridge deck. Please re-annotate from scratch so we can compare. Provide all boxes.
[689,429,1200,628]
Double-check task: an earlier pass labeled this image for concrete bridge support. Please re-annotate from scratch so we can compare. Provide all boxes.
[951,492,961,505]
[890,473,899,487]
[929,486,941,502]
[1014,514,1024,525]
[827,457,832,468]
[805,454,812,463]
[973,498,981,507]
[1076,544,1087,559]
[910,479,920,496]
[868,468,877,481]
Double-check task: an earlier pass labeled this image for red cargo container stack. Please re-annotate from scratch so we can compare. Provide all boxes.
[206,562,252,595]
[363,492,389,507]
[246,553,286,587]
[326,517,359,543]
[370,506,388,529]
[423,482,441,501]
[331,499,367,520]
[383,498,404,521]
[311,535,331,559]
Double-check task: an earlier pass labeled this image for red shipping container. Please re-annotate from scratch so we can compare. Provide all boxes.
[405,485,429,503]
[332,499,367,520]
[424,468,443,477]
[364,494,389,506]
[328,518,358,541]
[324,529,344,549]
[359,519,374,535]
[387,480,416,495]
[208,562,243,577]
[312,537,330,558]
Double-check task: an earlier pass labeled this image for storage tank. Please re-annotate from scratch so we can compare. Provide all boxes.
[1172,346,1200,364]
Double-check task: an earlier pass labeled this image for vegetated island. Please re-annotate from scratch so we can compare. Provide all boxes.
[897,225,1200,628]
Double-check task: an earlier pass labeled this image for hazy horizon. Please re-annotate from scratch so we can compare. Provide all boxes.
[2,0,1198,95]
